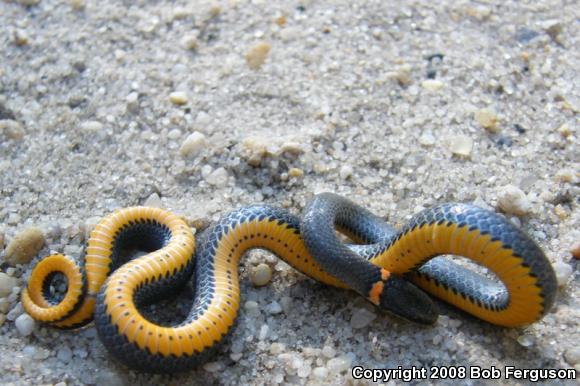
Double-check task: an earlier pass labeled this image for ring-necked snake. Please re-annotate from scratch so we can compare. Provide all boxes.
[21,193,557,373]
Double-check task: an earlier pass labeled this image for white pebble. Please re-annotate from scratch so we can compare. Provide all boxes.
[203,361,223,372]
[143,193,163,208]
[205,167,229,187]
[167,128,182,140]
[312,366,329,379]
[179,131,207,157]
[169,91,188,105]
[326,355,352,373]
[0,272,17,297]
[244,300,259,313]
[181,34,198,50]
[474,108,499,132]
[497,185,531,216]
[267,301,282,315]
[421,79,445,91]
[297,364,311,378]
[339,165,353,180]
[270,342,285,355]
[517,335,534,347]
[448,135,473,156]
[251,263,272,286]
[553,262,573,286]
[80,120,104,132]
[15,313,36,336]
[259,324,269,340]
[321,345,336,358]
[350,307,377,329]
[419,132,435,146]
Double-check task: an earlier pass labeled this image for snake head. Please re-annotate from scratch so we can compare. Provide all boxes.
[379,276,438,325]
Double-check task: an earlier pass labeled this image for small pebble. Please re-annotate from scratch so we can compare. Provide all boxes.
[312,367,329,379]
[421,79,444,91]
[143,193,163,208]
[169,91,188,106]
[517,335,534,347]
[474,108,499,132]
[339,165,353,180]
[267,301,283,315]
[552,262,573,286]
[251,263,272,286]
[205,167,229,187]
[557,123,571,138]
[288,168,304,178]
[564,347,580,366]
[570,243,580,260]
[180,34,198,50]
[448,135,473,156]
[419,132,435,146]
[350,307,376,329]
[270,342,285,355]
[13,29,29,46]
[4,226,45,265]
[497,185,531,216]
[0,272,18,297]
[179,131,207,158]
[203,361,223,372]
[80,120,103,132]
[69,0,85,10]
[0,119,25,140]
[245,42,271,70]
[326,355,352,373]
[321,345,336,358]
[15,313,36,336]
[57,346,73,363]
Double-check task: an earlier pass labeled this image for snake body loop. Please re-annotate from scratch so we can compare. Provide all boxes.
[22,193,557,373]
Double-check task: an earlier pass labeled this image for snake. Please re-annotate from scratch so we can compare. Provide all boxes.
[21,193,557,373]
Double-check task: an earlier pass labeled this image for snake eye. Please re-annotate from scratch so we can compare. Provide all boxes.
[379,276,438,325]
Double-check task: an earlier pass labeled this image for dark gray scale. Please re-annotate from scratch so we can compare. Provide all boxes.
[301,193,437,325]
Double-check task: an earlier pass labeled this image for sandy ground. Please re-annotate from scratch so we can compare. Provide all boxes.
[0,0,578,385]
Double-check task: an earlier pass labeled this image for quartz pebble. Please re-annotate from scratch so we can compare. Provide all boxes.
[205,167,229,187]
[179,131,207,157]
[181,34,198,50]
[203,361,223,372]
[169,91,188,105]
[421,79,444,91]
[552,262,573,286]
[474,108,499,132]
[4,226,45,265]
[246,42,271,70]
[143,193,163,208]
[419,132,435,146]
[497,185,530,216]
[312,367,329,379]
[57,346,73,363]
[350,307,376,329]
[448,135,473,156]
[80,120,103,132]
[321,345,336,358]
[267,301,282,315]
[251,263,272,286]
[15,313,36,336]
[0,272,18,297]
[326,355,352,373]
[339,165,353,180]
